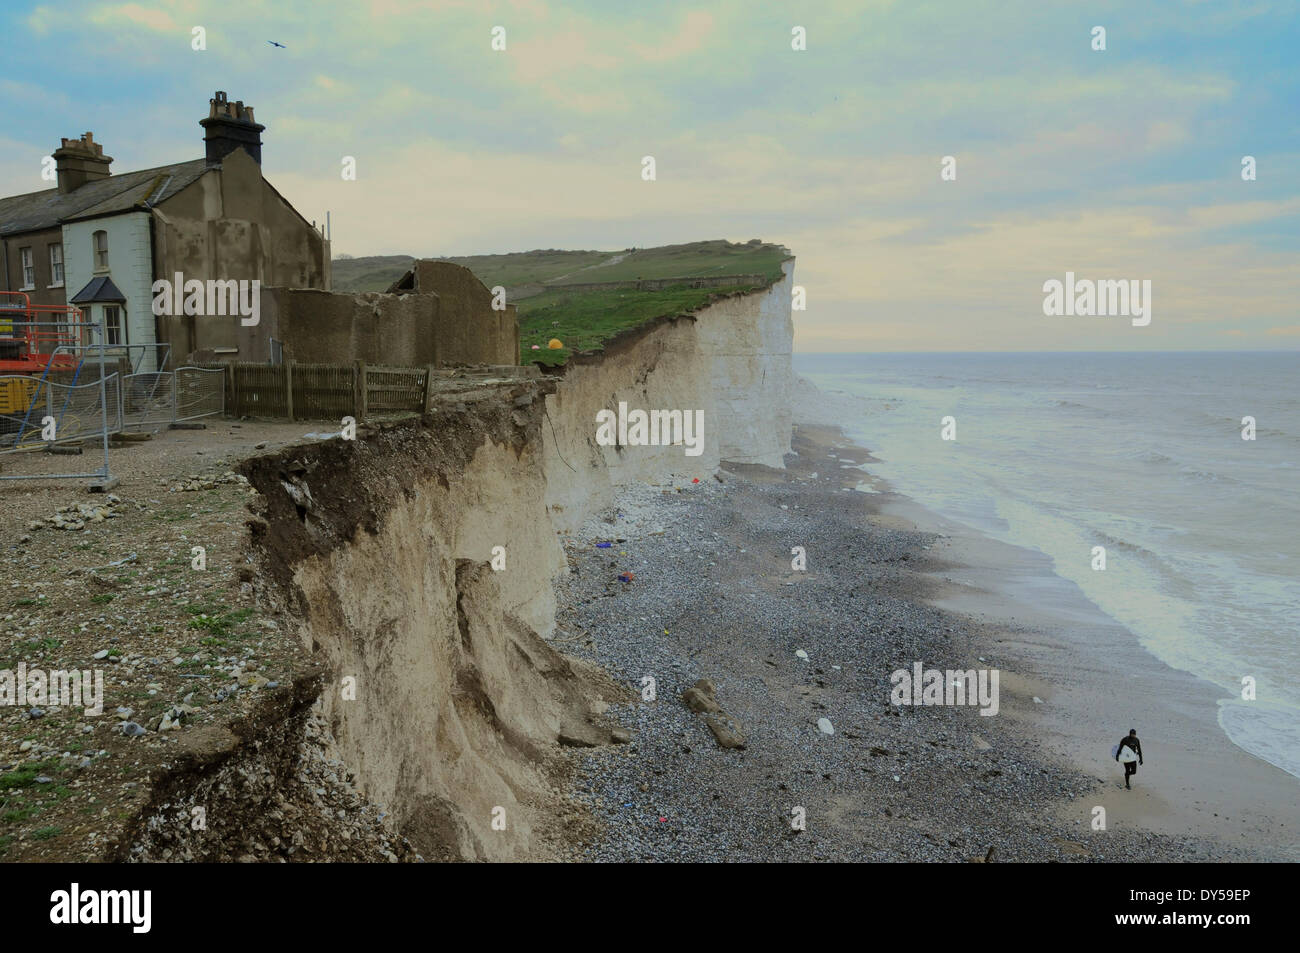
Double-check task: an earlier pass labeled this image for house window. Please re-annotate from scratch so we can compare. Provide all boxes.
[93,230,109,271]
[19,247,35,288]
[103,305,124,346]
[48,243,63,286]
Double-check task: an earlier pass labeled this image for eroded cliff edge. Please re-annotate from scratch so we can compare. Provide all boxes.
[128,259,795,861]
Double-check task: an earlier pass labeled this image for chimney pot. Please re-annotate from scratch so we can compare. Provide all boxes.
[52,131,112,193]
[200,90,265,165]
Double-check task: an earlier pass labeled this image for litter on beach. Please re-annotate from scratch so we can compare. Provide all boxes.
[618,571,635,582]
[595,541,612,548]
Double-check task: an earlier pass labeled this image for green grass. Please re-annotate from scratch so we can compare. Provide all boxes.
[90,594,115,605]
[185,604,254,639]
[31,826,60,841]
[517,283,765,365]
[0,760,61,792]
[1,806,40,824]
[332,240,788,296]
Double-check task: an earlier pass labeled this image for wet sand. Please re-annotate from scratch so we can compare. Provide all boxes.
[895,499,1300,858]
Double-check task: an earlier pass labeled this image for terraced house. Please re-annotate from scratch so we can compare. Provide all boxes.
[0,92,330,371]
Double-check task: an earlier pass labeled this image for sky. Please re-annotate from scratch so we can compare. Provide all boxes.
[1,0,1297,351]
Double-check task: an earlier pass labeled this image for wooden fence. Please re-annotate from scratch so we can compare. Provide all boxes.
[196,361,432,422]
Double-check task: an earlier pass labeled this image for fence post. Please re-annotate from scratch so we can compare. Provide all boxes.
[355,361,367,419]
[225,362,236,417]
[424,364,436,414]
[285,359,295,422]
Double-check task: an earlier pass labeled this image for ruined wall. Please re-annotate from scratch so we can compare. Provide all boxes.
[240,288,437,366]
[414,260,519,366]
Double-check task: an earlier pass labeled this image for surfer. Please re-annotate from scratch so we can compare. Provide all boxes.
[1114,729,1143,789]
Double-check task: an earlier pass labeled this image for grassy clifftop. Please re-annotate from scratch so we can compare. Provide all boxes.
[333,240,787,294]
[332,239,790,365]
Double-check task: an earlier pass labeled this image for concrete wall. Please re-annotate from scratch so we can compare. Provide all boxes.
[152,148,329,361]
[62,212,159,370]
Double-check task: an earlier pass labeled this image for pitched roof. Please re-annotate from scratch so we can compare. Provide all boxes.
[0,158,209,237]
[70,276,127,304]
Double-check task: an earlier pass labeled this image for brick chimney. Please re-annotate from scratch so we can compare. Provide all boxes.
[52,132,113,193]
[200,90,265,166]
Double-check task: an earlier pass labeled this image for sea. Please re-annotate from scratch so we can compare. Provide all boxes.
[795,351,1300,780]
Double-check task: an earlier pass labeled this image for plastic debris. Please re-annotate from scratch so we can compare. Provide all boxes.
[548,338,563,349]
[618,571,635,583]
[595,541,612,548]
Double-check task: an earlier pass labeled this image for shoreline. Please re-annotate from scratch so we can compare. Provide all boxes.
[884,494,1300,858]
[554,420,1290,861]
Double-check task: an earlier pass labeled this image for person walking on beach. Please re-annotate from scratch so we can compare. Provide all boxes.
[1114,729,1143,789]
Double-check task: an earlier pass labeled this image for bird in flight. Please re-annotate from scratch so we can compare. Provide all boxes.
[268,40,286,48]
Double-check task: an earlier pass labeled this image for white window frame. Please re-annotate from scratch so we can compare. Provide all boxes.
[48,243,63,287]
[93,230,109,272]
[103,304,124,347]
[19,247,35,289]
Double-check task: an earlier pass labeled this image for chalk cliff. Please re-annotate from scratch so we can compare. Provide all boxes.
[131,258,796,861]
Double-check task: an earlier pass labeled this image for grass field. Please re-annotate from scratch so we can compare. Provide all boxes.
[516,282,765,366]
[332,239,787,295]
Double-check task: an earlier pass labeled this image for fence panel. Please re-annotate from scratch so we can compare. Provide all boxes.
[175,366,225,421]
[232,363,288,418]
[1,372,117,453]
[120,371,174,431]
[293,363,355,420]
[366,364,427,414]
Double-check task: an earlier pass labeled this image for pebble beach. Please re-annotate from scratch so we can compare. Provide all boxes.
[551,420,1282,863]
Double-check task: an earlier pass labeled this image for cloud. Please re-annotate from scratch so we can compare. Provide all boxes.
[90,3,180,32]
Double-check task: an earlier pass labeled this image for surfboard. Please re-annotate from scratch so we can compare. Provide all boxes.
[1117,746,1138,764]
[1110,744,1120,759]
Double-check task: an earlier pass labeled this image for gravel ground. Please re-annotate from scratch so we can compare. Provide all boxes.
[551,424,1248,862]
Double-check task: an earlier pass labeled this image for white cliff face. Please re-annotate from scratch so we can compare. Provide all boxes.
[541,259,796,531]
[695,259,795,467]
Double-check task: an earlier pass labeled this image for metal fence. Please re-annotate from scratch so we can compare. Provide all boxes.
[0,361,225,484]
[175,366,226,422]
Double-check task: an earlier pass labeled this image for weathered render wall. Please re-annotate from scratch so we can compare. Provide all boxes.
[239,288,437,366]
[206,261,520,367]
[152,148,330,360]
[414,260,519,366]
